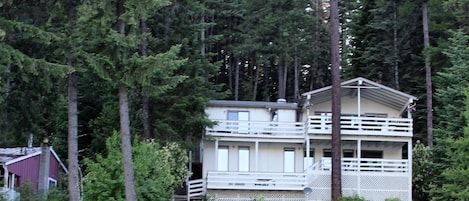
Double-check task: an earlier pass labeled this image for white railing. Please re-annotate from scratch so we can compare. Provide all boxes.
[206,120,305,137]
[187,179,205,200]
[307,115,412,136]
[206,171,306,191]
[0,187,19,201]
[313,158,409,172]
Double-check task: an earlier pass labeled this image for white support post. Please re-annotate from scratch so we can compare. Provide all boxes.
[3,165,8,189]
[306,136,311,168]
[357,139,361,196]
[255,141,259,171]
[214,140,219,170]
[407,139,413,201]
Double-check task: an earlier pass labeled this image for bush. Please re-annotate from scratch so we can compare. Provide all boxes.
[339,194,368,201]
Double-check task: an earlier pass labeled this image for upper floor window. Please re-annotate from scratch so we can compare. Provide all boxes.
[227,111,249,133]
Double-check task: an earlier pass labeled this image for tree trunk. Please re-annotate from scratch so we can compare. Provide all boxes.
[66,2,80,200]
[117,1,137,199]
[422,0,433,146]
[393,0,400,90]
[278,55,286,99]
[139,18,152,140]
[67,71,80,201]
[234,57,240,101]
[119,84,137,201]
[252,59,259,101]
[294,56,299,102]
[330,0,342,200]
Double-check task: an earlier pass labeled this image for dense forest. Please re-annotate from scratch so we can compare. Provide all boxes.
[1,0,469,200]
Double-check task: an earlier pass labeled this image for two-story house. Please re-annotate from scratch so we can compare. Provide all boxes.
[187,77,416,201]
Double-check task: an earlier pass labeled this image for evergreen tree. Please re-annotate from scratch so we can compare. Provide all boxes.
[438,89,469,200]
[0,2,71,146]
[431,30,469,200]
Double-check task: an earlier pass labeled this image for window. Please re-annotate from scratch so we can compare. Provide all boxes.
[48,177,57,188]
[284,148,295,173]
[238,147,249,171]
[343,149,355,158]
[218,146,229,171]
[361,150,383,158]
[323,149,332,157]
[227,111,249,133]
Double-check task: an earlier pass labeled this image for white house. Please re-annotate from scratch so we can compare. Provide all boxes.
[187,77,417,201]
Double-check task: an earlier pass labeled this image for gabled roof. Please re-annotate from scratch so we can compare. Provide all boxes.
[301,77,418,113]
[0,147,68,173]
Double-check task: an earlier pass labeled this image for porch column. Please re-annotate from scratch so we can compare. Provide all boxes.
[407,139,413,201]
[2,165,8,189]
[357,81,362,116]
[214,140,219,170]
[255,141,259,171]
[357,139,361,196]
[306,136,311,168]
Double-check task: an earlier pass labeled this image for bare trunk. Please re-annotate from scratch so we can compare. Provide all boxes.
[119,84,137,201]
[422,0,433,146]
[294,56,299,102]
[234,57,240,101]
[67,72,80,201]
[393,0,400,90]
[252,59,260,101]
[278,55,286,99]
[117,1,137,199]
[67,2,81,200]
[139,19,152,140]
[330,0,342,200]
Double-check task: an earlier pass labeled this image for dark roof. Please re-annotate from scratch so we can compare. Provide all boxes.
[301,77,418,112]
[208,100,298,110]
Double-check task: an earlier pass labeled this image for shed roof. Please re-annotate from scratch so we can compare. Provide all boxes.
[301,77,418,113]
[0,147,68,173]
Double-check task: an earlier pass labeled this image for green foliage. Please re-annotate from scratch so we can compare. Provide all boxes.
[339,194,368,201]
[433,89,469,200]
[431,30,469,200]
[412,140,433,200]
[15,181,39,201]
[83,132,189,201]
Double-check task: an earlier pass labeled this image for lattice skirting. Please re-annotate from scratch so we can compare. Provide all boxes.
[308,173,410,201]
[206,190,307,201]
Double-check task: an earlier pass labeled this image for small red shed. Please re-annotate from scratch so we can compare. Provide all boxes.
[0,141,67,200]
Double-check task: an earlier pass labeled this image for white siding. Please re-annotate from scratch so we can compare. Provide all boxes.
[308,96,402,118]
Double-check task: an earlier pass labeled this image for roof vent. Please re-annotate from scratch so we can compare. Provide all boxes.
[277,99,287,103]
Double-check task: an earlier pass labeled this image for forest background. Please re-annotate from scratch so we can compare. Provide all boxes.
[1,0,469,200]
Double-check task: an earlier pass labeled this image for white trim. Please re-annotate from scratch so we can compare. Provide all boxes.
[4,151,41,166]
[50,147,69,174]
[48,177,58,188]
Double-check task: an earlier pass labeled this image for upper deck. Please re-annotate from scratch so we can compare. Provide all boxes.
[206,115,412,138]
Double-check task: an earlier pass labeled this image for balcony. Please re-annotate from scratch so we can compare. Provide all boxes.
[206,120,305,138]
[206,171,307,191]
[307,158,410,173]
[307,115,412,137]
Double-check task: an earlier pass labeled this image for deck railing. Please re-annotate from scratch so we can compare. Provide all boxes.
[206,120,305,137]
[306,158,409,173]
[187,179,205,200]
[307,115,412,137]
[206,116,412,138]
[206,171,306,191]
